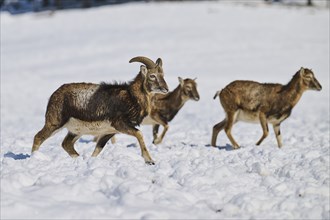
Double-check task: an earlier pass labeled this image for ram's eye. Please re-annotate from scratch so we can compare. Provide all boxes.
[304,76,312,81]
[150,75,156,80]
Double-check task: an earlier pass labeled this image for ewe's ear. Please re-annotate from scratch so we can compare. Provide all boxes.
[156,58,163,67]
[193,77,197,81]
[299,67,305,76]
[178,77,184,86]
[140,65,148,77]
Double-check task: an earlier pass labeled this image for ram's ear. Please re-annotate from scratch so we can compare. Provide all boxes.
[140,65,148,77]
[156,58,163,67]
[178,77,184,87]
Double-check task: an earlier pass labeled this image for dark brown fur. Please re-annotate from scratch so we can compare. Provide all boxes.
[32,57,168,164]
[211,67,322,149]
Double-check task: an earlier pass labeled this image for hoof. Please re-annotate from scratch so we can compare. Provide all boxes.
[145,160,155,165]
[153,138,162,145]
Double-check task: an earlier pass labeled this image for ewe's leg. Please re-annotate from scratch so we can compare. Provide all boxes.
[62,132,80,157]
[32,124,61,153]
[256,112,269,146]
[152,114,169,145]
[273,124,282,148]
[152,124,160,143]
[211,119,226,147]
[224,112,240,149]
[157,124,169,144]
[91,134,114,157]
[153,122,169,144]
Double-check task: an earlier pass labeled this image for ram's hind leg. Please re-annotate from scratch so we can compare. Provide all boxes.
[91,134,115,157]
[32,124,61,153]
[211,119,226,147]
[61,132,80,157]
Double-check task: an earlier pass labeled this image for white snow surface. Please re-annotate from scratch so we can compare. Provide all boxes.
[1,1,329,219]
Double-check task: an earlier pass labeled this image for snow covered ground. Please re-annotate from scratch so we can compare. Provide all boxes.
[1,1,329,219]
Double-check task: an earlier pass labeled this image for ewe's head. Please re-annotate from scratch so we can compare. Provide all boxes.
[130,56,169,94]
[178,77,200,101]
[298,67,322,91]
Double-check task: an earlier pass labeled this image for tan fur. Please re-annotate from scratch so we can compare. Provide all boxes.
[149,78,200,144]
[211,67,322,149]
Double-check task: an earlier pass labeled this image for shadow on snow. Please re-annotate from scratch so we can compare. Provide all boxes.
[4,152,30,160]
[204,144,234,151]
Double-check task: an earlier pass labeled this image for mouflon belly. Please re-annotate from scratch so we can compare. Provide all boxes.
[235,110,289,125]
[64,118,118,136]
[236,110,259,123]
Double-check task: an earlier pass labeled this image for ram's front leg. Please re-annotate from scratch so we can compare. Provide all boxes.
[133,129,155,165]
[115,122,154,165]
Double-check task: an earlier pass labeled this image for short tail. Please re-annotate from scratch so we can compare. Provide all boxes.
[213,90,221,100]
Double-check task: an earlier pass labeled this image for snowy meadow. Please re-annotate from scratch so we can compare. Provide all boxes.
[1,1,329,219]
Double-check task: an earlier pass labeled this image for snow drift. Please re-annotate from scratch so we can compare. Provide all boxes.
[1,1,329,219]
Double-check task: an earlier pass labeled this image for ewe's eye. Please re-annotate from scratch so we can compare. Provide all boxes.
[150,74,156,80]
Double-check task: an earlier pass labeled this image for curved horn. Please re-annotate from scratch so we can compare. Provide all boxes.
[129,56,156,69]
